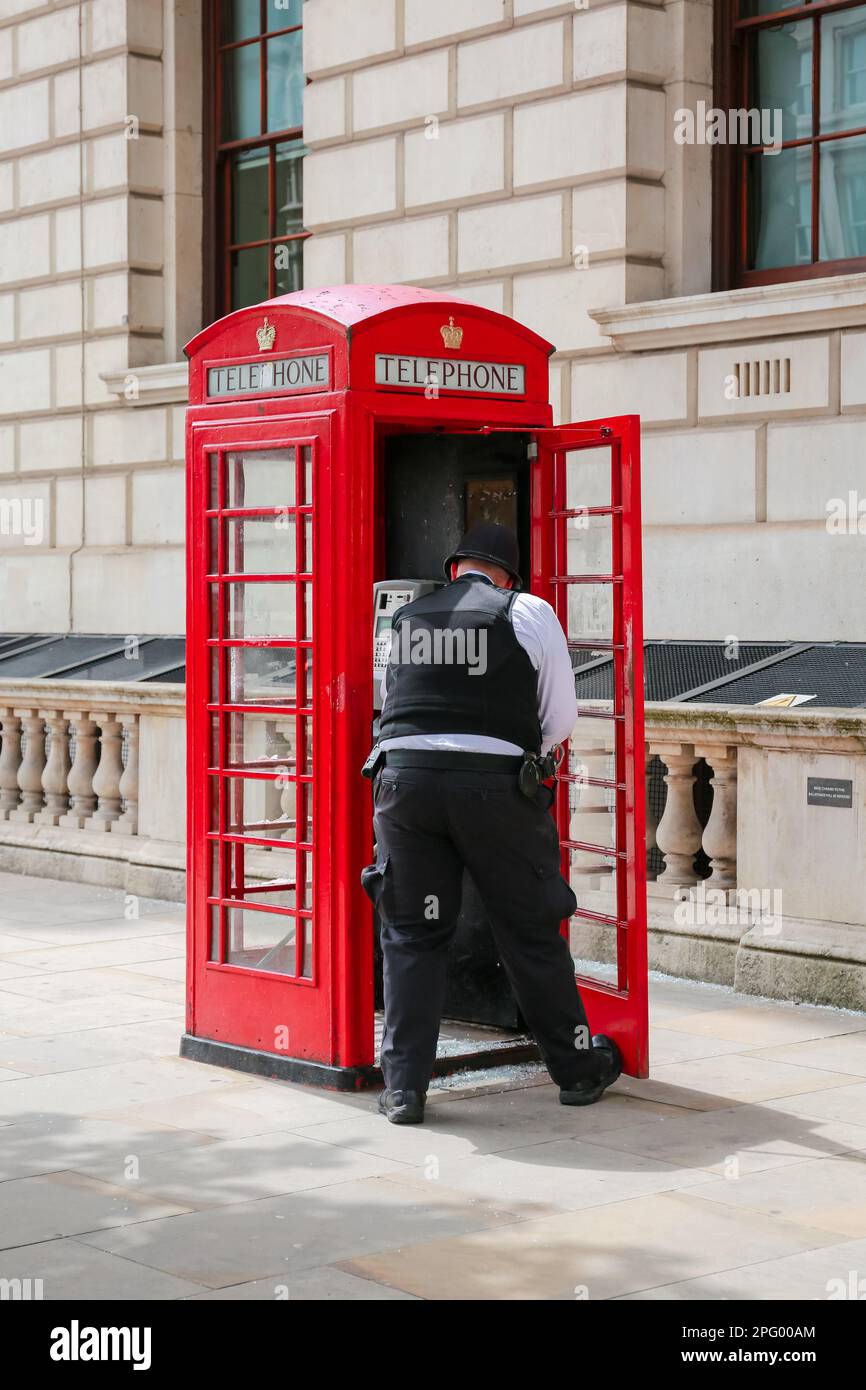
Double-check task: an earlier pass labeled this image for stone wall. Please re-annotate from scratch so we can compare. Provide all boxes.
[0,0,201,635]
[302,0,866,643]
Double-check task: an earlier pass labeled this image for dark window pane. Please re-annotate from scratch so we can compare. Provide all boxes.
[821,135,866,258]
[231,146,270,246]
[266,28,304,132]
[222,0,262,43]
[274,237,304,295]
[275,138,304,235]
[750,22,812,145]
[821,14,866,136]
[265,0,303,31]
[223,43,261,142]
[739,0,800,15]
[231,244,270,309]
[747,145,813,269]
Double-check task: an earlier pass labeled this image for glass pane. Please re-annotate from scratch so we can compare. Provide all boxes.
[227,906,296,974]
[209,907,222,961]
[210,715,221,769]
[226,515,297,575]
[210,843,222,897]
[223,0,261,42]
[302,446,312,503]
[274,237,304,297]
[208,453,220,509]
[566,513,613,579]
[231,245,269,311]
[223,43,261,142]
[566,582,613,644]
[565,448,610,511]
[209,584,221,637]
[228,711,296,769]
[228,581,296,637]
[231,147,269,246]
[275,142,303,233]
[820,135,866,259]
[821,15,866,136]
[303,514,312,571]
[208,518,219,573]
[226,450,296,508]
[747,145,812,269]
[225,775,295,837]
[751,22,812,145]
[267,30,304,132]
[228,844,300,906]
[265,0,303,30]
[226,645,297,705]
[299,922,312,979]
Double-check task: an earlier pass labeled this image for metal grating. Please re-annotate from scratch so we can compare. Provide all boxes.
[688,645,866,708]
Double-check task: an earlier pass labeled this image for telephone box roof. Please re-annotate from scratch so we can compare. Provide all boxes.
[184,284,555,357]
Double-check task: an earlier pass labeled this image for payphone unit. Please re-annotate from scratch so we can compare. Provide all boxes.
[372,579,436,710]
[181,284,647,1089]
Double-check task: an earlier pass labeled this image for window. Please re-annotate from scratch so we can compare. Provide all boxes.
[714,0,866,286]
[205,0,307,316]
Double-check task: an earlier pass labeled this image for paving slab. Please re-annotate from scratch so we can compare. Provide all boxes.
[1,1115,217,1182]
[0,1239,207,1300]
[613,1236,866,1300]
[338,1189,850,1301]
[71,1129,412,1209]
[577,1100,866,1177]
[77,1174,528,1288]
[183,1268,418,1299]
[0,1170,190,1249]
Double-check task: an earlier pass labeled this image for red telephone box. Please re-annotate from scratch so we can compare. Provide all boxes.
[181,285,647,1088]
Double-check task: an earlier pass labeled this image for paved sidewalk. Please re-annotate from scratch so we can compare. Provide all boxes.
[2,871,866,1301]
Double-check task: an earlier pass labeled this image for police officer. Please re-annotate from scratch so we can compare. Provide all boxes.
[363,521,622,1125]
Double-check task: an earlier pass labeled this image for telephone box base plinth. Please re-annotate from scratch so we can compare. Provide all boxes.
[180,1032,541,1091]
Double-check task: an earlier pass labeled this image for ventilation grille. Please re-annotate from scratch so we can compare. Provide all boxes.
[734,356,791,398]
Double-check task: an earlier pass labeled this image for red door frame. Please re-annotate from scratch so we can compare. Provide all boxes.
[184,394,647,1083]
[185,412,336,1062]
[535,415,648,1078]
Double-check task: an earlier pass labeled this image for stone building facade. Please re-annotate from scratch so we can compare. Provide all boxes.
[0,0,864,642]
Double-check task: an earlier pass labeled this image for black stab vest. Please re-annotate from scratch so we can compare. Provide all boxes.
[378,575,542,752]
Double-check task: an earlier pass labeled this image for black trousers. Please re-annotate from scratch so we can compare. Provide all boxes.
[363,763,601,1094]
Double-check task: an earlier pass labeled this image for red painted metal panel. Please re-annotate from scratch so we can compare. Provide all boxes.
[184,289,647,1083]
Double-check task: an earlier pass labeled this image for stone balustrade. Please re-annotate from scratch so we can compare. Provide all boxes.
[0,679,185,898]
[0,682,863,1008]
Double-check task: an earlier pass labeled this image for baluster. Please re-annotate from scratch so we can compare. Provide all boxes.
[58,712,99,828]
[84,712,123,832]
[35,709,71,825]
[654,743,702,887]
[645,748,659,881]
[10,709,46,823]
[111,714,139,835]
[0,709,22,820]
[695,743,738,890]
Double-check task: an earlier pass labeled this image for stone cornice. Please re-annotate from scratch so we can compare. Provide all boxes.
[589,273,866,351]
[100,362,189,407]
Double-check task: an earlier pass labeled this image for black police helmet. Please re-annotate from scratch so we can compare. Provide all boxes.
[444,521,522,588]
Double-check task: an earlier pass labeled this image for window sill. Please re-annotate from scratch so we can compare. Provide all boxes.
[101,362,189,407]
[589,272,866,352]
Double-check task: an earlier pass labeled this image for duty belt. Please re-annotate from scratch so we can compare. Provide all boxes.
[382,749,524,773]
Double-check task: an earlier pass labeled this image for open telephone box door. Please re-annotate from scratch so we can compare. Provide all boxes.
[182,285,647,1088]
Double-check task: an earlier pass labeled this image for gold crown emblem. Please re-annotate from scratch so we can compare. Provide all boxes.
[256,316,276,351]
[440,316,464,350]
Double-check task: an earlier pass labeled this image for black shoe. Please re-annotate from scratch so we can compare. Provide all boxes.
[377,1088,426,1125]
[559,1034,623,1106]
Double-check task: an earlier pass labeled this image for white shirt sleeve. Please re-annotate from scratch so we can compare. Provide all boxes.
[510,592,577,753]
